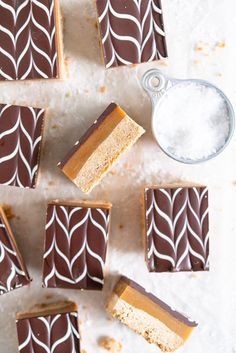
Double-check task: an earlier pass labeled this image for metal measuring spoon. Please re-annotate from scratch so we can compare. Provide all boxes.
[142,69,235,164]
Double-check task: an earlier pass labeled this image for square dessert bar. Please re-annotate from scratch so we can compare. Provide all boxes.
[58,103,145,193]
[96,0,168,68]
[0,207,31,295]
[143,185,209,272]
[107,276,197,352]
[16,301,80,353]
[42,200,112,290]
[0,104,45,188]
[0,0,64,81]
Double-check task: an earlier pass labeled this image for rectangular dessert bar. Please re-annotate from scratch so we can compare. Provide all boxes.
[107,276,197,352]
[16,301,80,353]
[0,0,64,81]
[0,104,45,188]
[143,185,209,272]
[96,0,168,68]
[58,103,145,193]
[42,200,112,290]
[0,207,31,295]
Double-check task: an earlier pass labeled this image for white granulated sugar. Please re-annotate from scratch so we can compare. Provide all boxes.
[154,83,230,160]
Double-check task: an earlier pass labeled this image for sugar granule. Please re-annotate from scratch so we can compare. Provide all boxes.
[154,82,230,160]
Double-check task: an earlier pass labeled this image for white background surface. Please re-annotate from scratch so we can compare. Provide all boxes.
[0,0,236,352]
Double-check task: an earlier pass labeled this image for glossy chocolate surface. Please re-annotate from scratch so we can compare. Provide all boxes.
[0,0,59,81]
[0,104,45,188]
[0,209,31,295]
[96,0,167,68]
[16,309,80,353]
[42,202,111,290]
[145,186,209,272]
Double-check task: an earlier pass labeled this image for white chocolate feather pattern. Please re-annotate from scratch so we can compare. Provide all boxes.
[0,0,58,80]
[0,104,45,188]
[43,205,110,288]
[0,219,29,295]
[146,187,209,271]
[97,0,167,68]
[17,312,80,353]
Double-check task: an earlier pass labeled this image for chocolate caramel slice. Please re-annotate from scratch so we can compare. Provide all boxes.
[95,0,168,68]
[42,200,112,290]
[0,0,65,81]
[0,207,31,295]
[0,104,45,188]
[107,276,197,352]
[143,185,209,272]
[58,103,145,193]
[16,301,80,353]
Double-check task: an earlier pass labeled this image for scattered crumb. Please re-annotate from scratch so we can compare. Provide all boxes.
[190,273,198,279]
[215,72,222,77]
[99,85,107,93]
[124,163,132,170]
[82,350,87,353]
[98,337,122,352]
[195,41,209,52]
[119,224,124,230]
[95,22,98,29]
[44,294,53,300]
[65,90,72,98]
[48,180,55,186]
[109,170,117,176]
[65,56,71,64]
[158,59,168,66]
[131,63,137,68]
[216,41,225,48]
[232,180,236,186]
[64,56,70,77]
[2,204,15,220]
[195,46,204,52]
[86,16,94,22]
[52,124,59,130]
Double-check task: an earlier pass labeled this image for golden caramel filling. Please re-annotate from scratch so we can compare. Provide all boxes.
[62,106,127,180]
[16,301,77,320]
[49,199,112,209]
[54,0,65,78]
[115,282,195,341]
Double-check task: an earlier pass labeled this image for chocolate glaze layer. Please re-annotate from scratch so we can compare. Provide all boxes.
[118,276,198,327]
[59,103,117,169]
[145,186,209,272]
[0,0,59,81]
[0,104,45,188]
[42,202,111,290]
[96,0,168,68]
[0,209,31,295]
[16,310,80,353]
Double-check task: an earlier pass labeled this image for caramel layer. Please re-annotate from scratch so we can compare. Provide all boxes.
[115,280,195,341]
[16,301,77,320]
[144,182,204,190]
[62,106,126,180]
[49,199,112,209]
[54,0,65,78]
